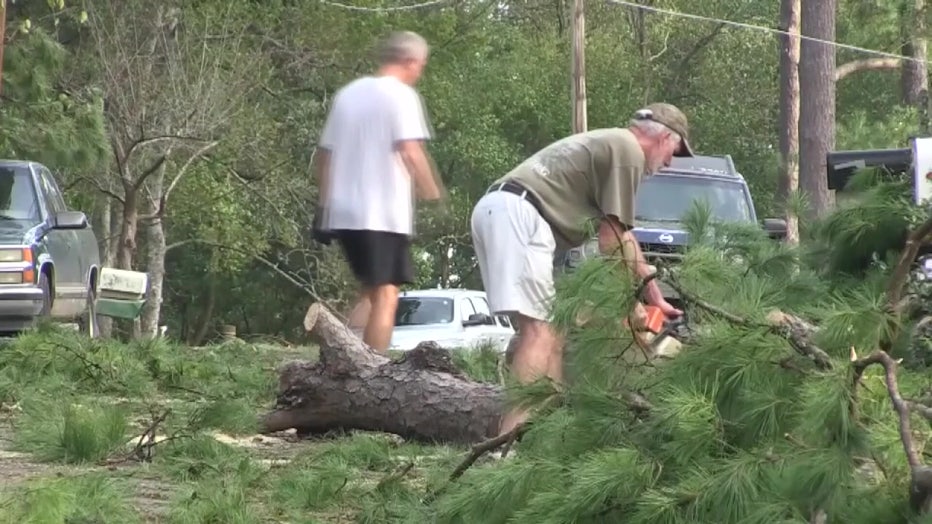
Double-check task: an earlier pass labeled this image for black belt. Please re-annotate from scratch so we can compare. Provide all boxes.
[486,180,543,214]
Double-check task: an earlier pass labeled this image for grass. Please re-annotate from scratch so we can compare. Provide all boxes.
[0,324,504,522]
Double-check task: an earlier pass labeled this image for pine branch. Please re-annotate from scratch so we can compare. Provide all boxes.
[661,275,833,370]
[850,347,932,515]
[662,273,748,325]
[851,348,918,467]
[887,213,932,310]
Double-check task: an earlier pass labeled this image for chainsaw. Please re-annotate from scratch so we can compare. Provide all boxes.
[623,304,687,358]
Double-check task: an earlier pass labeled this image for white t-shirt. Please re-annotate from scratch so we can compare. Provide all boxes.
[319,75,431,236]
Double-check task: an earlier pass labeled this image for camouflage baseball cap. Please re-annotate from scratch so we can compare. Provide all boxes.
[633,102,694,157]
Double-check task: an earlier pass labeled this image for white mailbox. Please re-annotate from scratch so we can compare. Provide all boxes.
[96,268,149,319]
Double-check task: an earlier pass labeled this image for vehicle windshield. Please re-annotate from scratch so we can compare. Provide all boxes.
[635,174,752,224]
[395,297,455,326]
[0,167,40,226]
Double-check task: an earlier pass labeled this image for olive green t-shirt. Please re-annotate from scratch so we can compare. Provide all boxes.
[494,128,645,250]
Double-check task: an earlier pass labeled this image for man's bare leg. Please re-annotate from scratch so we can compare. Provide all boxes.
[363,284,400,354]
[347,294,371,332]
[499,314,562,435]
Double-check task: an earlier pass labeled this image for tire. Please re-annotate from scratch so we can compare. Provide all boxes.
[78,286,100,339]
[38,276,51,317]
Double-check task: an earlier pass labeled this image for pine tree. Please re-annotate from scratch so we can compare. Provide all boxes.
[0,27,108,171]
[399,169,932,524]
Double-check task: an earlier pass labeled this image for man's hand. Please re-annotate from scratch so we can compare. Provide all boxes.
[627,302,650,331]
[310,204,334,246]
[650,297,683,319]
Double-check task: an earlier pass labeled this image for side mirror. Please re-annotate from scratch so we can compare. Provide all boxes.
[762,218,787,240]
[53,211,88,230]
[463,313,492,327]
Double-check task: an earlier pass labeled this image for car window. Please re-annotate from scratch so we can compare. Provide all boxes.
[460,298,477,321]
[395,297,454,326]
[0,167,41,224]
[471,296,492,317]
[634,175,752,223]
[40,169,67,214]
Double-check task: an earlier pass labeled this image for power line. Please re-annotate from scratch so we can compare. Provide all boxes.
[318,0,927,66]
[318,0,448,12]
[604,0,926,65]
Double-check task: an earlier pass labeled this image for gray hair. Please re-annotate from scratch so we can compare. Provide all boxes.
[376,31,429,66]
[630,118,682,144]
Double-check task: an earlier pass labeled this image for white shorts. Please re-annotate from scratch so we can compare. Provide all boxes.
[470,189,556,321]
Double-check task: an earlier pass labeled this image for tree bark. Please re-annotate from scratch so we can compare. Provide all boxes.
[0,2,6,97]
[798,0,837,218]
[901,0,928,106]
[140,216,165,338]
[96,195,115,338]
[260,303,505,445]
[188,274,216,346]
[117,181,138,271]
[778,0,801,245]
[571,0,587,134]
[140,164,167,338]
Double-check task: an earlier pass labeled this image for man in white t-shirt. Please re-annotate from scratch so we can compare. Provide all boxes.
[312,31,445,353]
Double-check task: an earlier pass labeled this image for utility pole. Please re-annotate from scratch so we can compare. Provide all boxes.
[571,0,586,134]
[0,0,6,97]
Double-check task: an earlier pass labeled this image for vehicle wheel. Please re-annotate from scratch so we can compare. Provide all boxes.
[78,287,99,339]
[39,276,51,317]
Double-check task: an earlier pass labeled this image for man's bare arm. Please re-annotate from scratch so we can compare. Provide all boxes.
[398,140,445,201]
[597,216,665,306]
[312,147,331,205]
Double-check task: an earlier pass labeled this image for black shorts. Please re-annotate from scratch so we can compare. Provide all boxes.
[333,229,415,288]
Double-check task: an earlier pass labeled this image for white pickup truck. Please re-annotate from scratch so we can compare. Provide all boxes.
[388,288,516,353]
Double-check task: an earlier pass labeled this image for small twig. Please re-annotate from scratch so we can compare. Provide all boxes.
[375,461,414,490]
[447,423,527,484]
[132,408,171,462]
[775,356,805,374]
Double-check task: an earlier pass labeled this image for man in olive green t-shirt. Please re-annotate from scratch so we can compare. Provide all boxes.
[470,103,693,436]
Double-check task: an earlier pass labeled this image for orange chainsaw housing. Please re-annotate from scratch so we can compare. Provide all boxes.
[623,304,667,334]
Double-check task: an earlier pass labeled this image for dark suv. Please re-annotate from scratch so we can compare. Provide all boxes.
[557,154,787,296]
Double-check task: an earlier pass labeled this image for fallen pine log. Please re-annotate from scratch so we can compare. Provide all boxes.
[259,303,505,445]
[258,299,829,445]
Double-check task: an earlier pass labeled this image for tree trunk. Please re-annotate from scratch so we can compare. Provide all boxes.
[778,0,801,245]
[117,183,138,271]
[96,195,115,338]
[902,0,928,106]
[139,166,167,338]
[260,303,504,445]
[571,0,587,134]
[798,0,837,218]
[439,246,450,288]
[139,216,165,338]
[188,275,216,346]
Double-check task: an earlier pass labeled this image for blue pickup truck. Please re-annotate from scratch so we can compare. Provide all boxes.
[557,154,787,299]
[0,160,101,335]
